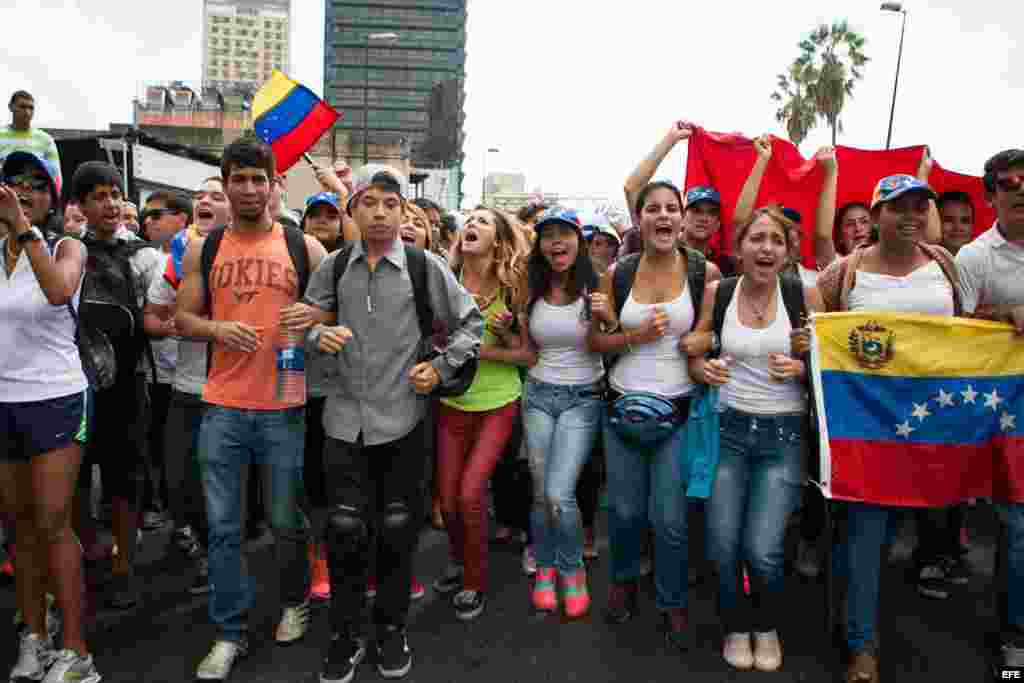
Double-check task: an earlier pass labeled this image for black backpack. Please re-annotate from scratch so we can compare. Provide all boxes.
[331,243,478,397]
[77,233,159,390]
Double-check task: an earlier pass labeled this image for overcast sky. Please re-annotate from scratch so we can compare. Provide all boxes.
[1,0,1018,209]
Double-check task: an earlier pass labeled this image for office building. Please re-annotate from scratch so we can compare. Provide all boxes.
[203,0,292,88]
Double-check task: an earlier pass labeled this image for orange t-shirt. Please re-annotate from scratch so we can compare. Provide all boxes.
[203,224,304,410]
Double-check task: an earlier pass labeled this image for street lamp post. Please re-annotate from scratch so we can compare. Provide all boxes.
[481,147,499,205]
[364,32,399,166]
[881,2,907,150]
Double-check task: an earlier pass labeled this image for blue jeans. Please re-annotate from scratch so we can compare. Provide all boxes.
[999,502,1024,641]
[523,378,602,574]
[707,408,805,633]
[198,405,310,643]
[604,408,690,610]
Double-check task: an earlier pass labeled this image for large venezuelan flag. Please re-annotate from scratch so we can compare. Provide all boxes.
[810,312,1024,506]
[253,71,340,173]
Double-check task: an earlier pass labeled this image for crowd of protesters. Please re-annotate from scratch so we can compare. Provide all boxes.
[0,92,1022,683]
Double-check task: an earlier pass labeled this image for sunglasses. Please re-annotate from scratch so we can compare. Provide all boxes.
[4,174,49,192]
[143,208,182,221]
[995,174,1024,193]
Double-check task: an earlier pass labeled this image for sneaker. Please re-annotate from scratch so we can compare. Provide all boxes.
[532,568,557,612]
[521,547,537,577]
[106,571,140,609]
[189,555,212,595]
[753,630,782,672]
[603,582,637,625]
[14,593,61,641]
[41,649,101,683]
[917,564,950,600]
[173,525,201,555]
[941,555,970,586]
[1004,642,1024,668]
[662,608,690,652]
[320,634,366,683]
[795,538,821,579]
[560,568,590,618]
[376,625,412,679]
[196,640,247,681]
[368,577,427,601]
[275,600,311,644]
[722,632,754,670]
[432,564,464,595]
[453,590,486,621]
[9,632,56,681]
[311,556,331,602]
[410,578,425,601]
[142,510,165,531]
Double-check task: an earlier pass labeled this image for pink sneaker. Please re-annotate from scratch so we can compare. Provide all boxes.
[366,576,426,600]
[561,568,590,619]
[310,557,330,602]
[532,568,557,612]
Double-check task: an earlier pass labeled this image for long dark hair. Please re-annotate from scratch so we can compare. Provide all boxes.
[526,225,598,316]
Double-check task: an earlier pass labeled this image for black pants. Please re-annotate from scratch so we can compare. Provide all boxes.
[143,382,172,513]
[490,411,532,540]
[80,374,147,505]
[162,390,209,540]
[915,505,965,565]
[304,397,328,509]
[325,421,427,635]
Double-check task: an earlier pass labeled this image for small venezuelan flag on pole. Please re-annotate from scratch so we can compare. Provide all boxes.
[252,70,341,173]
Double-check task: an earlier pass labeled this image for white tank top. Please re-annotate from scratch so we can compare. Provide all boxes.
[719,278,806,415]
[610,286,694,399]
[0,236,88,402]
[847,260,955,315]
[528,297,604,386]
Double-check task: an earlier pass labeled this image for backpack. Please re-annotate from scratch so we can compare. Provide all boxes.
[612,247,707,325]
[78,233,159,390]
[331,243,478,397]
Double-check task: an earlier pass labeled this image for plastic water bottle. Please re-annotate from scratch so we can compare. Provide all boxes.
[274,326,306,403]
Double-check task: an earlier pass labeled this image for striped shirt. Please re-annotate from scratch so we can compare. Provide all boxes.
[0,126,61,181]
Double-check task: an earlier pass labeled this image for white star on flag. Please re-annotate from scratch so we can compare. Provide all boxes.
[896,421,916,438]
[984,389,1004,412]
[962,385,978,404]
[911,402,932,421]
[935,389,955,408]
[1002,412,1018,433]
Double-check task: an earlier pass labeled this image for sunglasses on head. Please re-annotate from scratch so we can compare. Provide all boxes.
[4,174,49,192]
[995,174,1024,193]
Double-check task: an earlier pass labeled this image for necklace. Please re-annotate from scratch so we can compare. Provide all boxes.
[741,283,775,322]
[459,269,499,311]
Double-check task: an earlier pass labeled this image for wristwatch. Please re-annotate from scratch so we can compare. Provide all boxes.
[15,227,43,245]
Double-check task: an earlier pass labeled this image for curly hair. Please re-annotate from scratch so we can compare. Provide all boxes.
[450,207,529,313]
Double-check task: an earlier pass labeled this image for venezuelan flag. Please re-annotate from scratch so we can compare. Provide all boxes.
[252,71,340,173]
[810,312,1024,506]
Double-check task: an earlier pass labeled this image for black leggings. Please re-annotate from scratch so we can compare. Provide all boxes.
[79,375,147,505]
[142,382,172,512]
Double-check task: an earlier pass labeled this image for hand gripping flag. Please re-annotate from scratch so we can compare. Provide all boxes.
[252,71,341,173]
[809,312,1024,506]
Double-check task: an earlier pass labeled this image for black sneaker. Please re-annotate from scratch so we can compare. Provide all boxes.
[190,555,212,595]
[941,555,970,586]
[453,590,486,621]
[376,625,412,679]
[321,634,366,683]
[432,563,463,595]
[916,564,949,600]
[107,571,140,609]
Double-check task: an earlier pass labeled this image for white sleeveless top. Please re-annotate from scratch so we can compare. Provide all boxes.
[0,236,88,402]
[719,278,806,415]
[610,286,694,399]
[528,297,604,386]
[847,260,955,316]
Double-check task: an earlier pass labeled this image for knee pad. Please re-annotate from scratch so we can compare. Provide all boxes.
[326,505,367,549]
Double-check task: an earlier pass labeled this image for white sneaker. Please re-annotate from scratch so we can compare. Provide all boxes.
[41,649,101,683]
[275,600,311,644]
[196,640,248,681]
[521,546,537,576]
[10,631,55,681]
[753,630,783,672]
[722,632,753,670]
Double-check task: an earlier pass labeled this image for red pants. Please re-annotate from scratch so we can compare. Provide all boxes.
[436,400,518,593]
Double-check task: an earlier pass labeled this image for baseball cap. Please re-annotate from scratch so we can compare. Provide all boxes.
[535,206,582,234]
[685,186,721,208]
[870,174,937,210]
[304,192,341,215]
[581,211,621,245]
[2,151,60,206]
[781,207,802,224]
[347,164,408,215]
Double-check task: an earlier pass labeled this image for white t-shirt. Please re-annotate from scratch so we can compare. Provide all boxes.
[0,237,88,402]
[955,224,1024,312]
[528,297,604,386]
[147,253,178,385]
[148,271,207,396]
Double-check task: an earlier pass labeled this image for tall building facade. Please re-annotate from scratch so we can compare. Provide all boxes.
[202,0,292,89]
[323,1,467,170]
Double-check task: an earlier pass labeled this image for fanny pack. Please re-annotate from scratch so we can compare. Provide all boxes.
[607,391,687,448]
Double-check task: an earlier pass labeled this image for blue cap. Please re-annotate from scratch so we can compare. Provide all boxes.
[685,186,721,208]
[534,206,582,233]
[781,207,802,224]
[871,174,937,210]
[304,192,341,214]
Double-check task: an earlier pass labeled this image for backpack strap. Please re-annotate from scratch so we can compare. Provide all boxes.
[330,243,356,312]
[711,277,739,359]
[404,244,434,339]
[779,272,808,329]
[282,224,311,297]
[838,247,865,312]
[612,253,642,318]
[917,242,963,316]
[684,247,706,331]
[200,226,227,317]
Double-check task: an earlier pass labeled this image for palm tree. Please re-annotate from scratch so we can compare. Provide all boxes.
[800,21,870,145]
[771,59,817,147]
